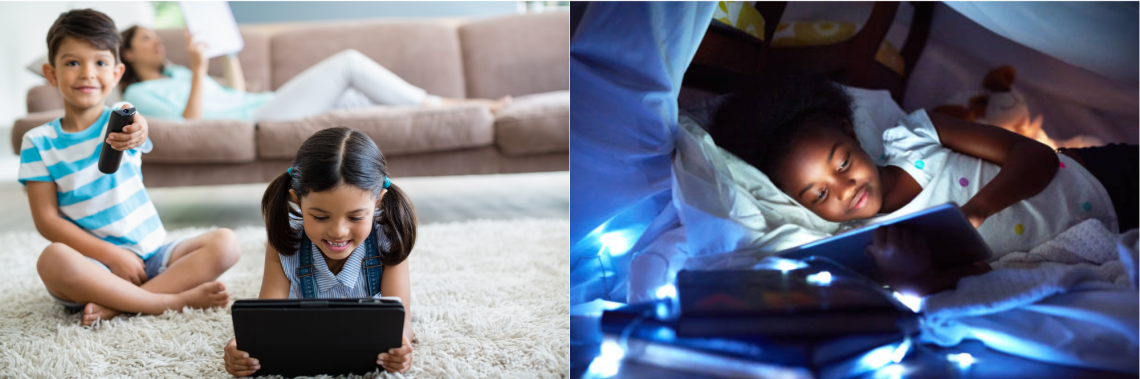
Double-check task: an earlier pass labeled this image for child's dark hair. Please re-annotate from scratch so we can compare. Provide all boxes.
[709,75,855,178]
[46,9,120,66]
[119,26,160,94]
[262,127,417,266]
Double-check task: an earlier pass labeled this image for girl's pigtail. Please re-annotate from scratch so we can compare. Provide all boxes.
[261,172,300,255]
[378,182,417,266]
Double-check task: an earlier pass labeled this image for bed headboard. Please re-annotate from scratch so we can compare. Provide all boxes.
[682,1,934,105]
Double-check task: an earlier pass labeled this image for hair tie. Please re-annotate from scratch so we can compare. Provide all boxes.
[383,177,391,189]
[287,167,293,177]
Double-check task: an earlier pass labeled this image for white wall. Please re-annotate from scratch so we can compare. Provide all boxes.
[0,1,153,131]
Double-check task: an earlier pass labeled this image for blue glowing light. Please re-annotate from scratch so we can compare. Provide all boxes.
[946,352,976,368]
[892,291,924,313]
[806,271,833,286]
[653,326,676,341]
[600,231,632,256]
[890,338,911,364]
[587,340,625,378]
[872,363,907,379]
[656,302,671,319]
[655,283,677,299]
[857,344,898,371]
[753,257,808,272]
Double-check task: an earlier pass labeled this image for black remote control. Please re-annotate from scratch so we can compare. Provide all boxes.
[98,107,136,174]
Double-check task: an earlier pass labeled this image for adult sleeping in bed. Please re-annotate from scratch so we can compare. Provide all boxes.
[708,76,1138,293]
[117,26,511,122]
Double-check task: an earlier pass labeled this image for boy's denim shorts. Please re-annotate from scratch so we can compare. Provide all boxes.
[49,237,190,312]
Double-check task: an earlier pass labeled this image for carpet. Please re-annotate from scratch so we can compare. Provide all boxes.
[0,218,570,378]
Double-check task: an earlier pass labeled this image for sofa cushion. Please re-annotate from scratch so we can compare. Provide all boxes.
[459,12,570,99]
[270,21,465,98]
[494,91,569,156]
[9,109,255,163]
[257,105,494,159]
[145,118,257,163]
[156,28,273,93]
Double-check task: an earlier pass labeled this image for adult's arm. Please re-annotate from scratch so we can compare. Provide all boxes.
[223,54,246,92]
[183,30,208,120]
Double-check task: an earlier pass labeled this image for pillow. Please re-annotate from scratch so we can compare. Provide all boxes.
[26,55,48,77]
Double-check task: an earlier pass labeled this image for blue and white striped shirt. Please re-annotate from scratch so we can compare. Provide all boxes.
[17,106,165,259]
[279,223,388,299]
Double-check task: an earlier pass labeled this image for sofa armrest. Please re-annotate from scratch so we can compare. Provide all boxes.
[494,91,569,156]
[11,110,65,154]
[26,85,63,114]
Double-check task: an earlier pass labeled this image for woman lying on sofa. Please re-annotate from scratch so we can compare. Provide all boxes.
[118,26,511,122]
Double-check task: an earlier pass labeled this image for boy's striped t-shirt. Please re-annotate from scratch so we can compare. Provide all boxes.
[17,106,166,259]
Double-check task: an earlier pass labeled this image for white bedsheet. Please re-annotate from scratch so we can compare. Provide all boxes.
[919,220,1140,373]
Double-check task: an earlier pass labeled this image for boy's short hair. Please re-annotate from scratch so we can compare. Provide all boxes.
[46,9,120,66]
[710,75,855,176]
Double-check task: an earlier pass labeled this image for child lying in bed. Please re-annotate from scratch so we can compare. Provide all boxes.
[709,76,1138,293]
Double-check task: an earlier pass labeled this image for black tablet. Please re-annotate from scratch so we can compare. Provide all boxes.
[779,203,993,281]
[231,298,405,377]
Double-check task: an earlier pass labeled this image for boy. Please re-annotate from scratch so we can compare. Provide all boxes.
[21,9,241,326]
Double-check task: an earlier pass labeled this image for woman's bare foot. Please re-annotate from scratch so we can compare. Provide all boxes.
[176,281,230,310]
[485,95,512,114]
[435,96,513,114]
[82,303,123,326]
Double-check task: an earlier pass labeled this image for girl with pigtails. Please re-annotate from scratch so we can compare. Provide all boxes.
[223,126,417,376]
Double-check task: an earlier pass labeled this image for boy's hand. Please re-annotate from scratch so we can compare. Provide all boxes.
[378,336,413,374]
[865,225,932,282]
[225,337,260,377]
[105,248,147,285]
[107,104,149,152]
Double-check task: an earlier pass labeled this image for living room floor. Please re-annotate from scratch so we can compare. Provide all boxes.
[0,128,569,233]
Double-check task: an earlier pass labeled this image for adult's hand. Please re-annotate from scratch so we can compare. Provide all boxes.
[184,29,209,74]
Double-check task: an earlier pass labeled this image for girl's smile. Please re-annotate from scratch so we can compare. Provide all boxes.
[292,184,384,270]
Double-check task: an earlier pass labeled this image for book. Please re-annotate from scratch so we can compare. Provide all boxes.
[675,260,918,338]
[179,1,245,59]
[601,302,905,369]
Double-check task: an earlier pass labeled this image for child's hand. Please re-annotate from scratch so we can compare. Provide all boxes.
[224,337,260,377]
[105,248,147,285]
[378,336,413,374]
[960,202,989,229]
[107,104,149,152]
[865,225,932,282]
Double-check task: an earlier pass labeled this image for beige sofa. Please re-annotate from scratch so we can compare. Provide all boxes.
[12,12,569,187]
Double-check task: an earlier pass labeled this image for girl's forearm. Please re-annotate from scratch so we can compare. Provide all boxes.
[183,69,206,120]
[964,140,1058,219]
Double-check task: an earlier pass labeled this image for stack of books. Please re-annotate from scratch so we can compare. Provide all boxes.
[600,261,919,378]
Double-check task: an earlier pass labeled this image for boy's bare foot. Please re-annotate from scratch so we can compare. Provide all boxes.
[177,281,230,310]
[81,303,123,326]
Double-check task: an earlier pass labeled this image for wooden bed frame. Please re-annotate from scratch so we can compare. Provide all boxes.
[682,1,935,104]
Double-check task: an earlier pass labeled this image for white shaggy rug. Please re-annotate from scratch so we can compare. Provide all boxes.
[0,218,569,378]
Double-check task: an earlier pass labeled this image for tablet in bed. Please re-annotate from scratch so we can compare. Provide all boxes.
[231,298,404,377]
[779,203,992,281]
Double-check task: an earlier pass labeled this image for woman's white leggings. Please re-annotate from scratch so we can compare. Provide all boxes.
[252,49,439,122]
